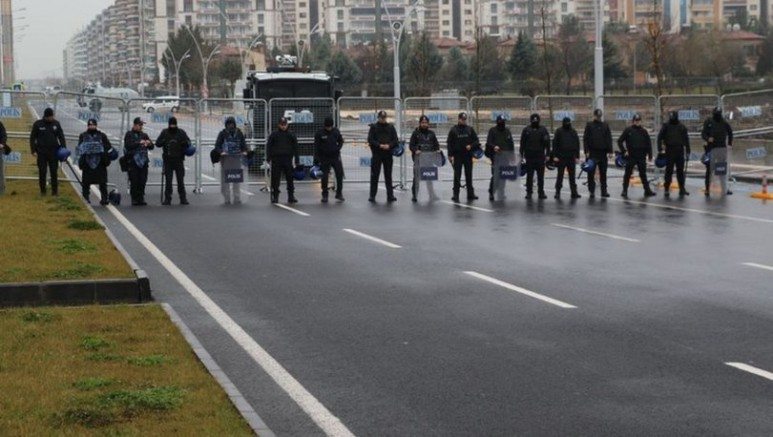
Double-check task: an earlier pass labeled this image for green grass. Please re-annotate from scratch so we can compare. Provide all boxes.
[0,305,253,435]
[0,180,133,283]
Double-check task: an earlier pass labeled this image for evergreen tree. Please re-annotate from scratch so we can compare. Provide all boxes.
[507,32,537,82]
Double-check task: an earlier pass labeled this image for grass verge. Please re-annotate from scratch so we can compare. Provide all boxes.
[0,179,133,283]
[0,304,253,435]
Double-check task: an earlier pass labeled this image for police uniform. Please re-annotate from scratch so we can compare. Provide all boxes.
[409,120,441,201]
[447,113,480,202]
[485,117,515,201]
[0,121,8,196]
[701,108,734,196]
[618,116,655,198]
[77,125,112,204]
[156,117,191,205]
[123,121,154,206]
[520,114,550,199]
[314,119,345,202]
[214,117,248,204]
[583,110,613,198]
[657,112,690,196]
[30,109,67,195]
[266,120,299,203]
[367,113,399,202]
[552,118,582,199]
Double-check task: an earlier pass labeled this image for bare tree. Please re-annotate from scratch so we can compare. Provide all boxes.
[642,0,667,96]
[540,6,554,127]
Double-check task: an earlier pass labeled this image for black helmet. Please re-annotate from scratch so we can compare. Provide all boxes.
[669,111,679,123]
[530,113,540,124]
[225,116,236,127]
[419,115,429,123]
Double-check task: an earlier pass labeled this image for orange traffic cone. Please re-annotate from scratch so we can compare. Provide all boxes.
[751,174,773,200]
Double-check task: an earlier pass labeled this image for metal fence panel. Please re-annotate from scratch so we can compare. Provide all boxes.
[1,91,51,180]
[267,97,335,170]
[337,97,401,184]
[533,95,595,133]
[658,94,720,136]
[469,96,534,133]
[199,98,268,190]
[721,89,773,136]
[595,95,659,134]
[127,98,199,189]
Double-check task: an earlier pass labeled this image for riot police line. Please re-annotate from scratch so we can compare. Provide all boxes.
[18,105,734,206]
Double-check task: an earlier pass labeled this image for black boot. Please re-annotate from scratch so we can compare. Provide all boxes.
[271,192,278,203]
[538,191,547,200]
[571,191,581,199]
[554,190,561,200]
[621,189,628,199]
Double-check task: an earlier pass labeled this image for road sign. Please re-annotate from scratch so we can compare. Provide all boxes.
[746,147,768,160]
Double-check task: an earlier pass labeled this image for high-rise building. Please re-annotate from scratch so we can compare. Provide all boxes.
[0,0,14,86]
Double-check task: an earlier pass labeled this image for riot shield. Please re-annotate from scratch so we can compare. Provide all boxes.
[413,151,442,202]
[492,151,520,201]
[220,153,249,204]
[709,147,729,198]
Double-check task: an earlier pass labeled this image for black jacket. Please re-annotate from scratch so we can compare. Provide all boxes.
[657,121,690,156]
[583,120,613,155]
[314,127,344,160]
[0,121,6,146]
[409,128,440,155]
[123,130,154,167]
[77,130,112,169]
[519,125,551,156]
[447,124,480,157]
[30,119,66,156]
[367,122,399,156]
[701,117,733,150]
[266,129,299,161]
[618,126,653,158]
[156,128,191,160]
[552,126,581,160]
[485,126,515,159]
[215,128,247,155]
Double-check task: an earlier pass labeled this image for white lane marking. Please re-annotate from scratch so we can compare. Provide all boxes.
[742,262,773,272]
[102,199,354,436]
[604,196,773,224]
[274,203,310,217]
[240,189,255,197]
[201,173,217,181]
[725,362,773,382]
[551,223,641,243]
[464,271,577,309]
[342,228,402,249]
[440,200,494,213]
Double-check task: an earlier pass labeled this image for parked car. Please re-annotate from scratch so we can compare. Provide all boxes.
[142,96,180,113]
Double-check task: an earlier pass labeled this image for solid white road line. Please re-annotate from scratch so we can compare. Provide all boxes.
[551,223,641,243]
[464,271,577,309]
[274,203,311,217]
[725,362,773,382]
[201,173,217,181]
[440,200,494,213]
[342,228,402,249]
[240,189,256,197]
[604,196,773,224]
[741,262,773,272]
[102,200,354,436]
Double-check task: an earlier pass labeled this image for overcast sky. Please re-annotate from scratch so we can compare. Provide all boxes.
[15,0,113,81]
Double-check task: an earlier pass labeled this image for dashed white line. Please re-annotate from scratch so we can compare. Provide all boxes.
[94,189,354,436]
[201,173,217,181]
[741,262,773,272]
[342,228,402,249]
[464,271,577,309]
[273,203,310,216]
[440,200,494,213]
[604,196,773,224]
[551,223,641,243]
[725,362,773,382]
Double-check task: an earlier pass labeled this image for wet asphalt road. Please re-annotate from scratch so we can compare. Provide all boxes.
[86,170,773,436]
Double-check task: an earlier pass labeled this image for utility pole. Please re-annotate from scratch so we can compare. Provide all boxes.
[593,0,604,112]
[139,0,146,96]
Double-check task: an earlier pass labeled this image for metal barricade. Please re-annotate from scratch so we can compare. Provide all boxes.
[534,95,595,132]
[198,98,268,191]
[337,97,401,184]
[1,91,51,180]
[658,94,720,135]
[720,90,773,185]
[403,96,471,182]
[594,95,659,135]
[126,97,199,191]
[469,96,534,132]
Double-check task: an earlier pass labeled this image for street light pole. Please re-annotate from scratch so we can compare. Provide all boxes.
[593,0,604,112]
[165,48,191,98]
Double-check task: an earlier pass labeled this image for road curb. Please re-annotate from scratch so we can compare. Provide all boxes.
[161,303,275,437]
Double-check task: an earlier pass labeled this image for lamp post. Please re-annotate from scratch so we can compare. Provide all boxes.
[164,48,191,98]
[593,0,604,112]
[297,22,322,68]
[183,25,220,105]
[628,26,639,93]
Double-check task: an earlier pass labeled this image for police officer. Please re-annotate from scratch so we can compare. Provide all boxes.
[314,117,345,203]
[30,108,66,196]
[485,114,515,201]
[214,117,248,205]
[618,114,656,198]
[657,111,691,197]
[124,117,154,206]
[583,109,613,198]
[701,106,734,197]
[76,119,112,205]
[266,117,299,204]
[0,120,8,196]
[156,117,192,205]
[447,112,480,202]
[520,113,550,200]
[367,110,399,203]
[552,117,582,199]
[409,114,441,202]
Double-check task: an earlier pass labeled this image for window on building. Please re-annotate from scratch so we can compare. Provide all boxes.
[442,20,450,25]
[300,12,307,18]
[185,15,192,26]
[491,3,497,13]
[258,14,264,24]
[561,3,567,12]
[338,10,344,19]
[335,0,344,6]
[256,0,265,9]
[183,0,193,13]
[299,2,306,7]
[338,22,344,31]
[443,31,450,36]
